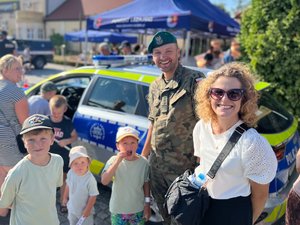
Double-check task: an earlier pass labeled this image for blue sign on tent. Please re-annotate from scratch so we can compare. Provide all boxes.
[87,0,240,37]
[64,30,137,43]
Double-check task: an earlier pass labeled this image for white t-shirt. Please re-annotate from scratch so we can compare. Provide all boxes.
[193,120,277,199]
[66,169,99,217]
[0,153,63,225]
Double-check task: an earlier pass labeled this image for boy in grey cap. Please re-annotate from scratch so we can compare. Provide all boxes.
[28,81,57,116]
[0,114,63,225]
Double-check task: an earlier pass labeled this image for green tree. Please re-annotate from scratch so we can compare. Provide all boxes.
[49,33,64,54]
[239,0,300,119]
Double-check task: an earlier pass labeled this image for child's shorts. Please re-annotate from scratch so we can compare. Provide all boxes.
[111,211,144,225]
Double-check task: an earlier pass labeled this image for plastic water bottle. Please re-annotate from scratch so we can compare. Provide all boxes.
[188,173,206,189]
[76,216,85,225]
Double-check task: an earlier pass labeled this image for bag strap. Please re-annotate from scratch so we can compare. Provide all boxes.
[207,123,249,179]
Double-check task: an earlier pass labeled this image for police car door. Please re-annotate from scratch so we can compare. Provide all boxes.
[73,75,150,164]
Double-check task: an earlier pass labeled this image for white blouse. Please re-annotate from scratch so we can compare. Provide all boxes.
[193,119,277,199]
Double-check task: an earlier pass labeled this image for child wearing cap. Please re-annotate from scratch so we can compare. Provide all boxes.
[48,95,78,213]
[62,146,99,225]
[0,114,63,225]
[101,126,151,225]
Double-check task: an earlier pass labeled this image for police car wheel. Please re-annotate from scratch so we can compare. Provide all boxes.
[33,56,45,69]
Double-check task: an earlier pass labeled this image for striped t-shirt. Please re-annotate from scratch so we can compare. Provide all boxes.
[0,79,26,166]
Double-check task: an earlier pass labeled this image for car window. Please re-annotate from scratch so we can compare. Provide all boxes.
[256,90,294,134]
[55,77,90,90]
[85,77,147,116]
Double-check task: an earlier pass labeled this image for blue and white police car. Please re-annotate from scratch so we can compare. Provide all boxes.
[25,55,300,224]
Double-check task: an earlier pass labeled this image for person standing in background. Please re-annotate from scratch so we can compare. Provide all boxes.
[0,54,28,188]
[98,42,112,56]
[195,39,224,69]
[28,81,57,116]
[223,39,241,63]
[0,31,16,58]
[119,41,133,55]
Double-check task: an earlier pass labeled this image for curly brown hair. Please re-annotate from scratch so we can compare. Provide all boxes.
[194,62,259,126]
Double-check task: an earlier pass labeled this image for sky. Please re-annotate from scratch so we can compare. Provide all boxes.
[210,0,250,15]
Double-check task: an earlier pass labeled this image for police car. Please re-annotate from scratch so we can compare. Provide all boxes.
[25,55,300,224]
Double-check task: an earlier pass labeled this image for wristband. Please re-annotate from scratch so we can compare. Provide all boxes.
[145,197,151,203]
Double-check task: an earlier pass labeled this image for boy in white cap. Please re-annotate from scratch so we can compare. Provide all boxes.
[0,114,63,225]
[62,146,99,225]
[101,126,151,225]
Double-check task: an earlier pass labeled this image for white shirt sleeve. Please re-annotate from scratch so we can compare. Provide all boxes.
[193,121,202,158]
[87,174,99,197]
[241,129,277,184]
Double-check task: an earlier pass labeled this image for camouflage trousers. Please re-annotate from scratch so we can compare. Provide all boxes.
[149,152,190,225]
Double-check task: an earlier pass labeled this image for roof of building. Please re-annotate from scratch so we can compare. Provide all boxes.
[45,0,132,21]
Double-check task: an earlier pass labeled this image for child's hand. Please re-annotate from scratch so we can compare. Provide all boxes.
[82,210,91,218]
[116,151,127,161]
[143,204,151,221]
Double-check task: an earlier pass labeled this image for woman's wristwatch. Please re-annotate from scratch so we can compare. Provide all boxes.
[144,197,151,205]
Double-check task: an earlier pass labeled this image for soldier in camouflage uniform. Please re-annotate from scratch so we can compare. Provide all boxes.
[141,31,204,224]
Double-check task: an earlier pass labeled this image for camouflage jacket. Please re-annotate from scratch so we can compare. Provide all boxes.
[148,64,204,169]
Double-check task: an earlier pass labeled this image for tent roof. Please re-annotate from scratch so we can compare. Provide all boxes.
[87,0,240,37]
[64,30,137,43]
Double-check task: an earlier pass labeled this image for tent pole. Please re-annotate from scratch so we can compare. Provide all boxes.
[184,30,191,63]
[84,30,88,66]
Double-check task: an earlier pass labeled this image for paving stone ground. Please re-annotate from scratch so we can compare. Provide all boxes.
[0,184,111,225]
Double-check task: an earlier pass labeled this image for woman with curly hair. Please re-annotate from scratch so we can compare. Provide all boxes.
[193,62,277,225]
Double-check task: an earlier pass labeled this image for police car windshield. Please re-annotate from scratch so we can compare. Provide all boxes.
[256,90,293,134]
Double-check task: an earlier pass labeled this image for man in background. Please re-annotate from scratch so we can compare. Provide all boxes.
[98,42,112,56]
[119,40,133,55]
[0,30,16,58]
[28,81,57,116]
[223,39,241,63]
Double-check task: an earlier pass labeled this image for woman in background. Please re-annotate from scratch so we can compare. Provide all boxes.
[0,54,29,187]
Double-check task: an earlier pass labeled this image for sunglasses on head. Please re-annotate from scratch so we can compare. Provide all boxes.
[209,88,245,101]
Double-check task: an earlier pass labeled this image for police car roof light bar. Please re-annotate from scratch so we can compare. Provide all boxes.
[92,55,153,67]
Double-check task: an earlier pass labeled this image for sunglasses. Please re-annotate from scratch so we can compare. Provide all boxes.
[209,88,245,101]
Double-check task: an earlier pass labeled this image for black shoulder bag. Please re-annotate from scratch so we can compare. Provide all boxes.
[164,123,249,225]
[0,108,27,154]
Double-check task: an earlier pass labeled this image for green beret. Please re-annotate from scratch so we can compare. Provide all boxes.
[148,31,177,53]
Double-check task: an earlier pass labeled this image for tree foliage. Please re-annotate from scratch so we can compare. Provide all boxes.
[49,33,64,54]
[239,0,300,118]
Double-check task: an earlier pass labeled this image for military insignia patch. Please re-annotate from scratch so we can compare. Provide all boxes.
[155,36,163,45]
